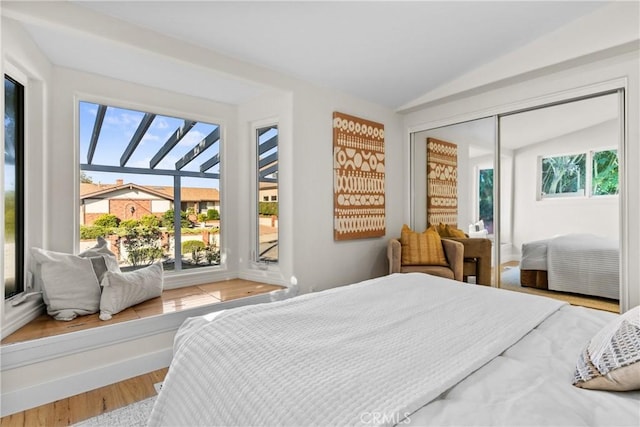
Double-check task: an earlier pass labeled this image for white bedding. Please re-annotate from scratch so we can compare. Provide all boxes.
[520,238,551,271]
[520,234,620,300]
[408,304,640,426]
[148,273,638,426]
[547,234,619,300]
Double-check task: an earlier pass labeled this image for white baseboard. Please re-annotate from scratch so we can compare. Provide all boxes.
[0,347,172,417]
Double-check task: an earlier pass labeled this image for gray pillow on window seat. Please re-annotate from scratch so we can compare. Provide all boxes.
[30,237,120,321]
[99,262,164,321]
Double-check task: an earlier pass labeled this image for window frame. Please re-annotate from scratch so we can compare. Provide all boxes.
[252,120,279,268]
[77,98,227,282]
[4,73,26,301]
[537,148,619,200]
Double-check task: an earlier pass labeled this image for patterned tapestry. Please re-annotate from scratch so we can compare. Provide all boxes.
[426,137,458,227]
[333,112,385,240]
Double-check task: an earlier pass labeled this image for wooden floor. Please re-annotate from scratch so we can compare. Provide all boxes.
[0,368,168,426]
[2,279,284,344]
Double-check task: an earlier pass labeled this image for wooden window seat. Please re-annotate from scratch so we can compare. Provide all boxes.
[2,279,284,345]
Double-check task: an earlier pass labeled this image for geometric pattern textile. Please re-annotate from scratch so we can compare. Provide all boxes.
[426,137,458,227]
[573,305,640,391]
[333,112,385,240]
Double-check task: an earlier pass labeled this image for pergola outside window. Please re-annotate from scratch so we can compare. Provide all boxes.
[79,101,222,272]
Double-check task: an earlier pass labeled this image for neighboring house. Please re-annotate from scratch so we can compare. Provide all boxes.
[80,179,220,225]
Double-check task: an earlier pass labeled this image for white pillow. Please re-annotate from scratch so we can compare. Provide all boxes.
[30,238,120,321]
[573,305,640,391]
[31,248,102,321]
[99,262,164,321]
[79,236,121,276]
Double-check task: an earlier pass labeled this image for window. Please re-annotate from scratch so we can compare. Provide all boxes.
[256,125,278,264]
[478,168,493,233]
[79,102,222,272]
[540,150,618,199]
[4,75,25,299]
[592,149,619,196]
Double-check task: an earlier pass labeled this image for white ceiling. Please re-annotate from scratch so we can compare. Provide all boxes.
[52,0,607,109]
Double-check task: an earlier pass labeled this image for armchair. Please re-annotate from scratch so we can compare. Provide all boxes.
[387,238,464,281]
[443,237,492,286]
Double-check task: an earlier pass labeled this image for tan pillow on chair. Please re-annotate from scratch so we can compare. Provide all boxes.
[400,225,448,266]
[436,222,467,238]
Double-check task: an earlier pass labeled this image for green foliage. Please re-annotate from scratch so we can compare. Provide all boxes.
[592,150,619,196]
[119,218,140,229]
[162,209,190,229]
[182,240,205,253]
[258,202,278,216]
[206,209,220,220]
[80,225,111,240]
[140,214,161,228]
[4,191,15,239]
[121,225,162,267]
[80,171,94,184]
[478,169,493,222]
[541,154,586,195]
[197,213,207,223]
[94,213,120,228]
[181,227,202,235]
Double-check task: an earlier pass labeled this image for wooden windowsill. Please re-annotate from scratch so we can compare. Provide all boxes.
[2,279,285,345]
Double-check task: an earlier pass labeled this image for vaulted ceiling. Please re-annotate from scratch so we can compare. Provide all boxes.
[8,1,608,109]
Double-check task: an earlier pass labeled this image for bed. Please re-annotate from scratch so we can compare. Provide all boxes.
[520,234,620,300]
[148,273,639,426]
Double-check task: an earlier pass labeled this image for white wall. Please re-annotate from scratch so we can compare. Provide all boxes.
[290,89,402,293]
[511,120,619,251]
[1,16,52,344]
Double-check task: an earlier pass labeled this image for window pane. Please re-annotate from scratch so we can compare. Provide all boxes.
[79,102,221,273]
[256,125,278,263]
[478,169,494,234]
[592,149,619,196]
[541,154,586,197]
[4,75,24,298]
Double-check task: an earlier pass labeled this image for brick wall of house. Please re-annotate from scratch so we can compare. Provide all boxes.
[109,199,153,221]
[84,213,104,225]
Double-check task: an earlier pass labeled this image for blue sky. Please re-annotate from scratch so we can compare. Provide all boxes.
[79,102,220,188]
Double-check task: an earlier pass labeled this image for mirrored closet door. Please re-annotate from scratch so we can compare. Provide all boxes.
[498,92,622,311]
[410,117,497,284]
[410,91,623,311]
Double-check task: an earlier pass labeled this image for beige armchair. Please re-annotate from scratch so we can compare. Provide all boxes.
[387,238,464,281]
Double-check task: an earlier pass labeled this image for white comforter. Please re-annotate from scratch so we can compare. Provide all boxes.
[148,273,565,426]
[408,304,640,426]
[547,234,619,300]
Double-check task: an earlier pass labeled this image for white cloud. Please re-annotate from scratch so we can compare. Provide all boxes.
[152,118,170,130]
[179,130,205,147]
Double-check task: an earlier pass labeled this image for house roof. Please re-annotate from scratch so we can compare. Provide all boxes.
[80,182,220,202]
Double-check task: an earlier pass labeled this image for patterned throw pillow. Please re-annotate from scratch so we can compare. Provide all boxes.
[573,305,640,391]
[400,225,448,266]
